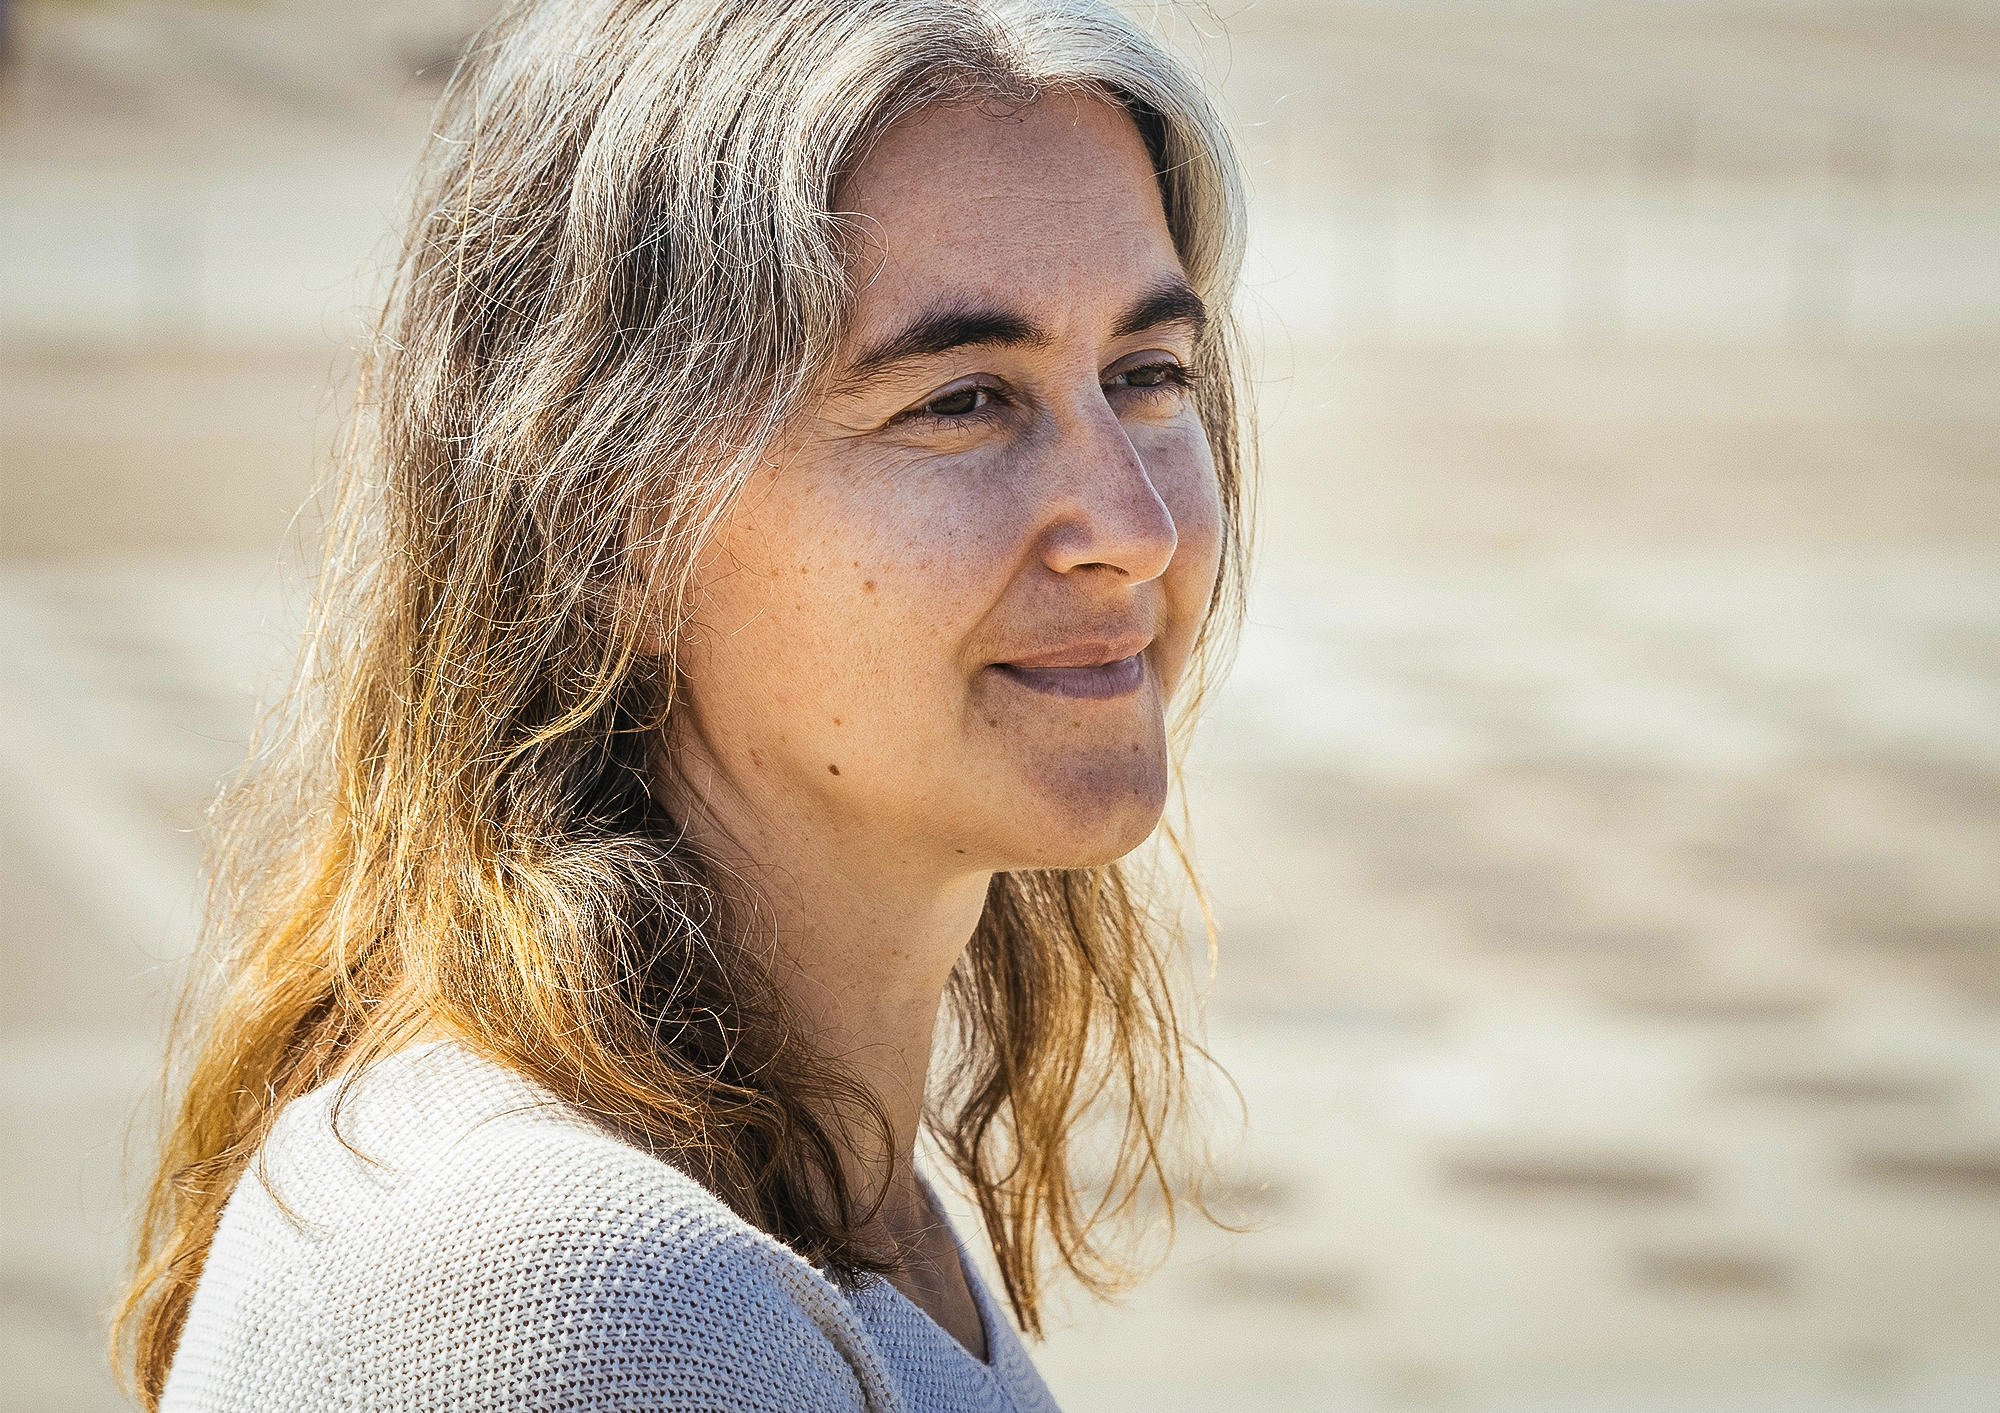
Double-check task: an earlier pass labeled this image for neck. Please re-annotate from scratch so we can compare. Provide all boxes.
[658,742,991,1203]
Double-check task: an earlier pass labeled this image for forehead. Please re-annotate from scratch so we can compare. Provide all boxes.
[839,94,1182,331]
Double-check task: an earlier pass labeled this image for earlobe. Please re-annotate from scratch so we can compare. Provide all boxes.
[621,575,671,658]
[616,519,675,659]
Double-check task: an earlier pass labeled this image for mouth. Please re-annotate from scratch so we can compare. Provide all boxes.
[989,647,1148,700]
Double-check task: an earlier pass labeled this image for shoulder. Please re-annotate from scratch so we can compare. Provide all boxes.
[168,1043,897,1413]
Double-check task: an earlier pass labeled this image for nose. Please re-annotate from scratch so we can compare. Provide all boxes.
[1035,400,1178,584]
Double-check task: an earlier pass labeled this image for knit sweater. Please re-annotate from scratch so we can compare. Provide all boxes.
[161,1041,1062,1413]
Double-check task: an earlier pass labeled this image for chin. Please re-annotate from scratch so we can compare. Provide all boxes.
[999,750,1170,869]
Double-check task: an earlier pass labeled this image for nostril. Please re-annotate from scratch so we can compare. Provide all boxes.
[1039,479,1179,583]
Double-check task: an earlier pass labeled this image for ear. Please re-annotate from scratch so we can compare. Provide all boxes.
[618,504,676,659]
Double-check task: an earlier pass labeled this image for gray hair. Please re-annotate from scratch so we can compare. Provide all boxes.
[408,0,1249,642]
[118,5,1253,1396]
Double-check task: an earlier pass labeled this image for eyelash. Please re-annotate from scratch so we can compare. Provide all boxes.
[1109,360,1200,395]
[896,361,1200,429]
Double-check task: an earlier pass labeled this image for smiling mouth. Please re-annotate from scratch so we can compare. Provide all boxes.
[990,653,1146,700]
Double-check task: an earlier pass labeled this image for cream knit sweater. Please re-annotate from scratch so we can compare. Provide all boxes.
[161,1042,1062,1412]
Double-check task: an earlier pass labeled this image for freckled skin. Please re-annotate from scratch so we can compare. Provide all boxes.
[645,95,1226,1357]
[671,97,1222,874]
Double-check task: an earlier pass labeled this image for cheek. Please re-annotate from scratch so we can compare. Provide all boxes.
[680,480,870,719]
[682,460,1009,713]
[1150,428,1227,619]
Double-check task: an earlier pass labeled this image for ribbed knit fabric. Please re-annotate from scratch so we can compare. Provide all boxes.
[160,1042,1062,1413]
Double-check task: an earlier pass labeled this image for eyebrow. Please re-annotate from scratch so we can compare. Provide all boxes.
[1112,278,1208,339]
[838,276,1209,391]
[841,304,1050,387]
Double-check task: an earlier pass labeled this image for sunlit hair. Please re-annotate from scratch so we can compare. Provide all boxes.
[117,0,1250,1402]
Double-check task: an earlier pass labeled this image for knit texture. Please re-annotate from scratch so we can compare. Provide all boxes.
[160,1042,1062,1412]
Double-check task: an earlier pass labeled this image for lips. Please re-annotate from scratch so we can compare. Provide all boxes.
[989,636,1150,700]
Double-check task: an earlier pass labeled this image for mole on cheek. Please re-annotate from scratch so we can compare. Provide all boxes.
[828,764,841,776]
[863,581,876,592]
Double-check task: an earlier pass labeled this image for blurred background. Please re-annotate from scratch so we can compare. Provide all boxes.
[2,0,1997,1409]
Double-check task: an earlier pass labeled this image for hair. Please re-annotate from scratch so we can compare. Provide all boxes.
[116,0,1250,1403]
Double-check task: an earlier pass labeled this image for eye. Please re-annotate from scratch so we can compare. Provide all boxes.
[1105,359,1197,396]
[921,383,997,418]
[887,378,1014,433]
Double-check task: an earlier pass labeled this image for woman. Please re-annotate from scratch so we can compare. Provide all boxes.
[119,0,1250,1406]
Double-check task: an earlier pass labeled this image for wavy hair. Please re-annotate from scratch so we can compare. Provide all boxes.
[117,0,1250,1402]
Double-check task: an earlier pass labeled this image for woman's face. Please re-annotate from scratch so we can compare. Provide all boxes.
[670,94,1224,876]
